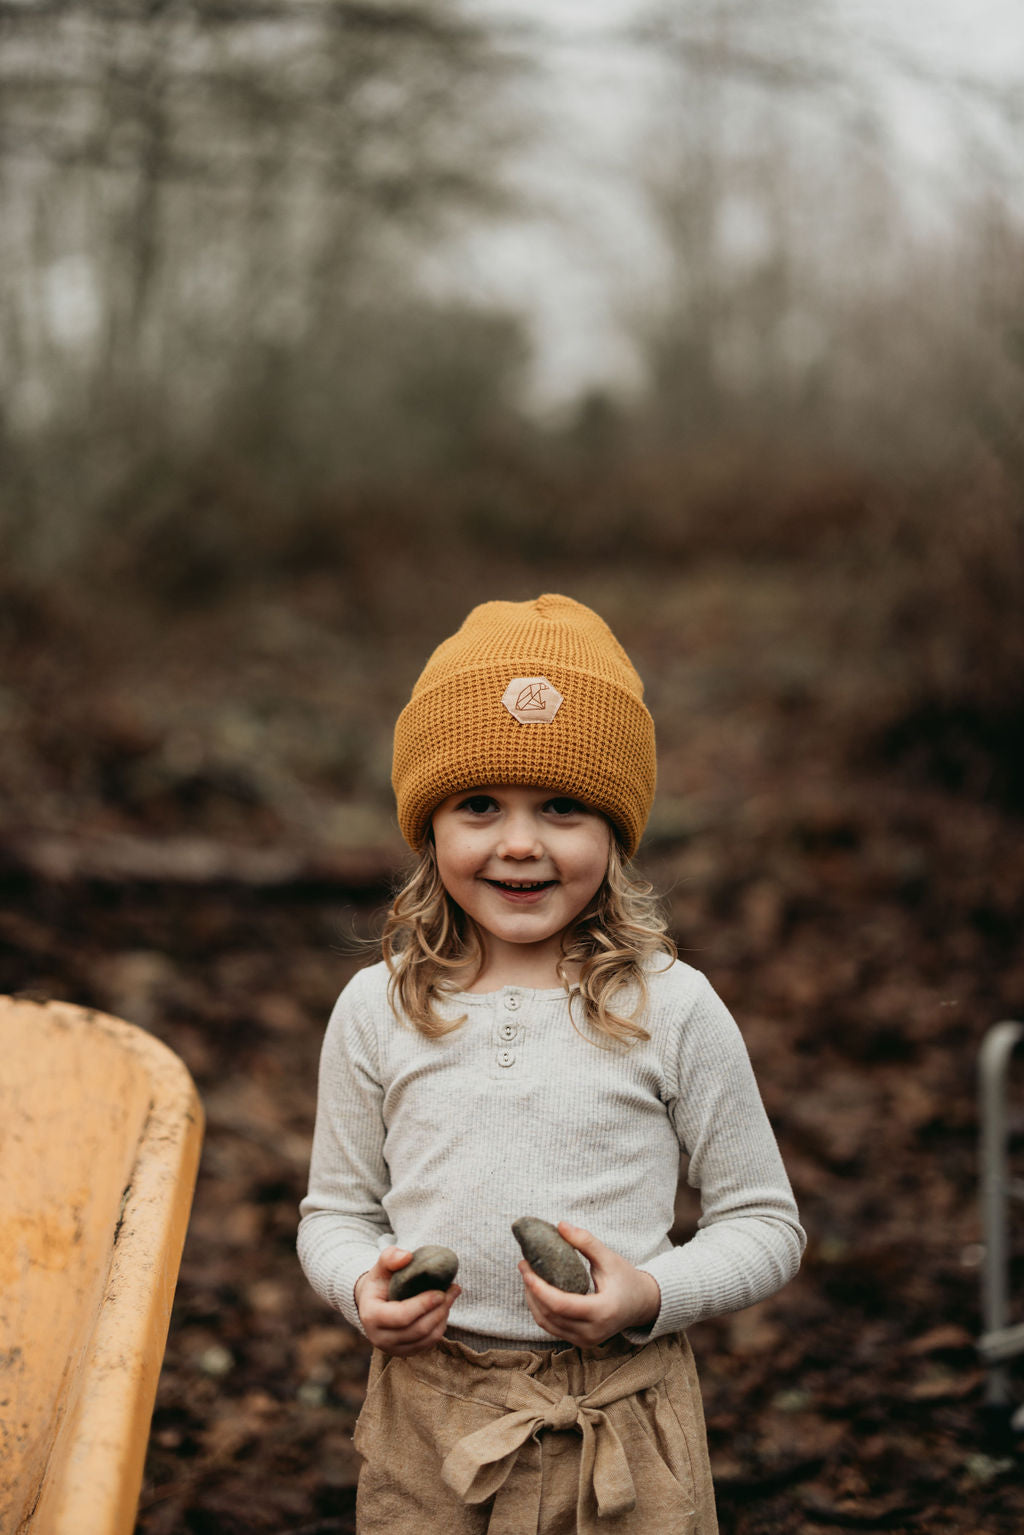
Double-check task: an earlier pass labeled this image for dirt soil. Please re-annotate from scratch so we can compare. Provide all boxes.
[1,554,1022,1534]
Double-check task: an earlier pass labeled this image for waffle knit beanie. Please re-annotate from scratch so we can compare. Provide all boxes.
[392,594,656,856]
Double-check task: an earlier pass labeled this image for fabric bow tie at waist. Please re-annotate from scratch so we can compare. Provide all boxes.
[440,1347,669,1533]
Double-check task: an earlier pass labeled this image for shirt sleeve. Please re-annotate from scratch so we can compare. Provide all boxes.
[629,972,805,1342]
[297,970,396,1333]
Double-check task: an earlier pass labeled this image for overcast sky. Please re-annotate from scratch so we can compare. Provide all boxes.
[436,0,1024,407]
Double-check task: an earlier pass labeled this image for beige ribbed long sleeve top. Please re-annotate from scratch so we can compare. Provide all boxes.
[297,958,805,1349]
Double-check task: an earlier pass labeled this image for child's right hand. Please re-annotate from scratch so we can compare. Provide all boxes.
[353,1246,461,1357]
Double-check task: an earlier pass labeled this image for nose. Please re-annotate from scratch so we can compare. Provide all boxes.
[496,810,543,860]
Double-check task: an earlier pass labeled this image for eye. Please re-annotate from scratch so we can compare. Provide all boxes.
[544,797,586,817]
[460,794,497,815]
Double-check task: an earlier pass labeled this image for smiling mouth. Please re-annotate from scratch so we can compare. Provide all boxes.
[486,879,556,892]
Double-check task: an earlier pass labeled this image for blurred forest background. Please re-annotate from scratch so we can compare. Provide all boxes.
[1,0,1023,1531]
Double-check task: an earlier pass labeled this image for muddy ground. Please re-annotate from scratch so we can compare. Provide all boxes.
[1,546,1022,1533]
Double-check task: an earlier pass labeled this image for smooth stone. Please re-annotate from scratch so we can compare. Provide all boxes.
[388,1244,459,1301]
[512,1216,590,1294]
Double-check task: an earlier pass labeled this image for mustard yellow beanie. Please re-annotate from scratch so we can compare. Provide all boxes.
[392,594,656,855]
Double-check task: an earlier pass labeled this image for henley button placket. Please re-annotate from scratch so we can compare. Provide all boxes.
[496,991,523,1068]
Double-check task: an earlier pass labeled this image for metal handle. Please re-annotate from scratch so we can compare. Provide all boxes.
[978,1019,1024,1406]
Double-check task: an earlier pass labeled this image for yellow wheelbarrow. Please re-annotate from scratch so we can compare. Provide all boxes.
[0,997,203,1533]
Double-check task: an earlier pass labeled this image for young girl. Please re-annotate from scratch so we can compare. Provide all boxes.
[298,593,805,1534]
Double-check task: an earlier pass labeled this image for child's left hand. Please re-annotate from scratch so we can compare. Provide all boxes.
[518,1222,661,1346]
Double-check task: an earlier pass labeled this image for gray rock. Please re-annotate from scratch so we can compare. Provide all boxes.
[388,1244,459,1302]
[512,1216,590,1294]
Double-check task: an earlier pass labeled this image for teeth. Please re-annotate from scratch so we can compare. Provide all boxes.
[498,880,547,889]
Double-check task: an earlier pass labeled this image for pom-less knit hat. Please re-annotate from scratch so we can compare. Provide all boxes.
[392,594,656,856]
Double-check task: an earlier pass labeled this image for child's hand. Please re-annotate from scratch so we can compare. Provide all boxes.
[354,1246,461,1357]
[518,1222,661,1347]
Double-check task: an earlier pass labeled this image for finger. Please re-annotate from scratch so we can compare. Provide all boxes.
[521,1265,614,1341]
[386,1306,448,1344]
[371,1284,461,1339]
[400,1281,459,1317]
[556,1222,614,1270]
[522,1281,602,1346]
[392,1316,451,1356]
[524,1300,595,1348]
[522,1288,568,1340]
[378,1285,459,1330]
[360,1248,413,1298]
[518,1261,594,1317]
[519,1275,589,1339]
[379,1246,413,1273]
[374,1290,460,1352]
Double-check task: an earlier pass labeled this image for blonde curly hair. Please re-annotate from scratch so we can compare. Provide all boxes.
[381,837,675,1045]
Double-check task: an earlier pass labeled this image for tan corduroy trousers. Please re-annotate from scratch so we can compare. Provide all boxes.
[352,1332,718,1534]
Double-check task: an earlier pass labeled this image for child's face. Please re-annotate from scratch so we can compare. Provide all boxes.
[431,786,611,976]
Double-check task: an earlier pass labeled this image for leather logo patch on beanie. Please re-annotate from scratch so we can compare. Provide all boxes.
[502,676,563,724]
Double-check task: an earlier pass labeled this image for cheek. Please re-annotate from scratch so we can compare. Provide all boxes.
[592,823,613,869]
[433,832,476,887]
[574,832,611,892]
